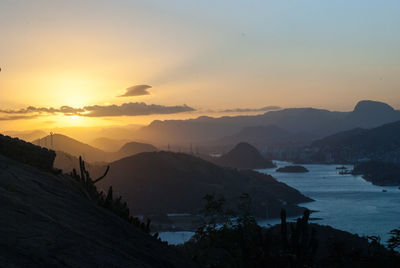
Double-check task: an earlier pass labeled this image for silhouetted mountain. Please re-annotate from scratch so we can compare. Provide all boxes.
[32,134,109,163]
[214,125,312,149]
[3,130,47,142]
[133,100,400,146]
[0,143,194,267]
[32,134,158,165]
[352,160,400,186]
[345,100,400,129]
[117,141,157,158]
[307,120,400,163]
[97,151,311,218]
[90,137,130,152]
[212,142,275,169]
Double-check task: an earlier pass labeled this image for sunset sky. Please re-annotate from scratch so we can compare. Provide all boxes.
[1,0,399,130]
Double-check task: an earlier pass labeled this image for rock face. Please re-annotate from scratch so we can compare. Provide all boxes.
[0,154,194,267]
[346,100,399,128]
[97,151,312,218]
[276,165,309,173]
[213,142,276,169]
[0,134,55,171]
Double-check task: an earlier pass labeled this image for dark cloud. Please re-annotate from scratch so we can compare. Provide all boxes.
[83,102,195,117]
[221,106,281,113]
[118,85,152,97]
[0,106,83,115]
[0,102,195,120]
[0,115,38,121]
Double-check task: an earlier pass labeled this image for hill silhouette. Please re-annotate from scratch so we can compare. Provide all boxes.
[0,143,194,267]
[32,134,158,165]
[90,137,130,152]
[32,134,108,162]
[212,142,276,169]
[97,151,312,218]
[133,100,400,146]
[308,120,400,163]
[117,141,157,158]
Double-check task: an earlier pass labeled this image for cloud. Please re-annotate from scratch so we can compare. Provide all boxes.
[0,115,38,121]
[0,106,83,115]
[118,85,152,97]
[83,102,195,117]
[0,102,195,119]
[220,106,281,113]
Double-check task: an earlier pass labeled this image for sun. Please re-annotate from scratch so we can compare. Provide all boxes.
[70,115,80,120]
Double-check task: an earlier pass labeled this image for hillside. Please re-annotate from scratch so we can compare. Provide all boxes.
[211,142,276,169]
[117,141,157,158]
[352,161,400,186]
[214,125,311,149]
[90,137,130,152]
[305,120,400,163]
[33,134,158,166]
[0,150,194,266]
[97,151,312,218]
[132,100,400,146]
[32,134,109,163]
[3,130,47,142]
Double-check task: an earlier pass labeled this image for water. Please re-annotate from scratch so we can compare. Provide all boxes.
[160,161,400,245]
[258,161,400,244]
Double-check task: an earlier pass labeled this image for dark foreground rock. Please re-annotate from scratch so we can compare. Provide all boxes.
[0,154,195,267]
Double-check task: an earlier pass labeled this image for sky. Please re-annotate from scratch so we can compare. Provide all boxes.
[0,0,399,130]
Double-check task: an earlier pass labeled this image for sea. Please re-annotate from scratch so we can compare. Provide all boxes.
[158,161,400,245]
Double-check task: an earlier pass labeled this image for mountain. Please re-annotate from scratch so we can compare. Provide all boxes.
[3,130,47,142]
[90,137,130,152]
[345,100,400,129]
[214,125,311,149]
[97,151,312,218]
[32,134,109,163]
[133,100,400,147]
[211,142,276,169]
[0,140,194,267]
[352,160,400,186]
[303,120,400,163]
[32,134,158,167]
[117,141,157,158]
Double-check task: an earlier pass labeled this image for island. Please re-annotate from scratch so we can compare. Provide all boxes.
[276,165,309,173]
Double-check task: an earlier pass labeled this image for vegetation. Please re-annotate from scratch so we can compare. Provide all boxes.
[70,156,153,234]
[352,160,400,186]
[0,133,56,171]
[276,165,309,173]
[212,142,276,169]
[179,193,400,267]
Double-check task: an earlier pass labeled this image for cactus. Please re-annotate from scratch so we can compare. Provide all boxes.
[70,156,152,234]
[280,209,288,249]
[280,209,318,265]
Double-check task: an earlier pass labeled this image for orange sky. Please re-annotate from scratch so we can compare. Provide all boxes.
[1,0,399,130]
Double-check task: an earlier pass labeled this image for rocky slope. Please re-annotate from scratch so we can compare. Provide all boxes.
[0,153,195,267]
